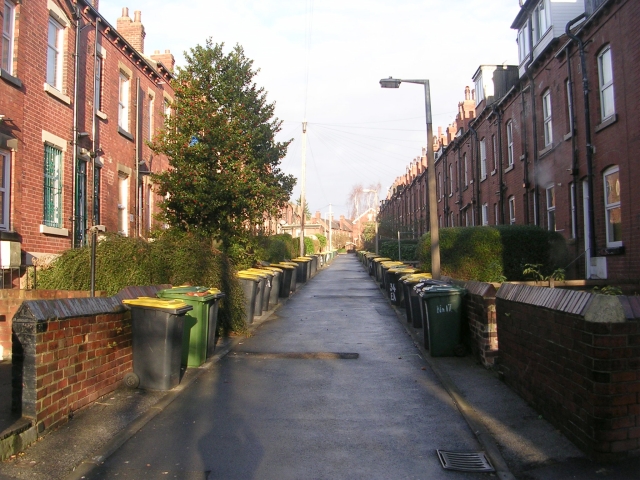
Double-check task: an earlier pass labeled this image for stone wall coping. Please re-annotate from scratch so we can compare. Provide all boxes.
[496,283,638,323]
[13,297,126,325]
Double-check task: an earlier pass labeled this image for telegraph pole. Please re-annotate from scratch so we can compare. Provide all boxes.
[299,121,307,256]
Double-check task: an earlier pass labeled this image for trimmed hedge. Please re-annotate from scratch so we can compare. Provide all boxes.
[36,231,246,334]
[379,240,418,262]
[416,225,569,282]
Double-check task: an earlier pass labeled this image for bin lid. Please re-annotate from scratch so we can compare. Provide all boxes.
[400,273,433,283]
[291,257,312,262]
[274,263,296,270]
[122,297,193,314]
[259,266,283,273]
[372,257,392,263]
[158,287,224,302]
[245,268,275,277]
[418,284,466,297]
[389,266,417,274]
[381,261,404,267]
[237,273,261,282]
[239,269,269,278]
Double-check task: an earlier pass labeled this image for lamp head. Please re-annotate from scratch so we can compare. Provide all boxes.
[380,77,401,88]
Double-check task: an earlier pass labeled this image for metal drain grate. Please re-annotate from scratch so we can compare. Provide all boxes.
[436,450,495,472]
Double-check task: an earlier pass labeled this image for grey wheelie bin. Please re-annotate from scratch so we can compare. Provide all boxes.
[237,273,261,324]
[122,298,193,390]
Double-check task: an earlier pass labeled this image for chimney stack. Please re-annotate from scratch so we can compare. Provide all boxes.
[116,8,146,53]
[151,49,176,73]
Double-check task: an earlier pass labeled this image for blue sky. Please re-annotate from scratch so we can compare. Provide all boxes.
[99,0,522,218]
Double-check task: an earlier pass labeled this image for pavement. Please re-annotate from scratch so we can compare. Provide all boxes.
[0,254,636,479]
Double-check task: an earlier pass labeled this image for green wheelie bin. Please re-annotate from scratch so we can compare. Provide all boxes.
[157,286,225,367]
[419,284,467,357]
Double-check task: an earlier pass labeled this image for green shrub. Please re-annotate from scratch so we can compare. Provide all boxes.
[303,236,315,255]
[36,231,246,335]
[379,240,418,261]
[316,234,327,250]
[416,225,568,282]
[261,234,296,262]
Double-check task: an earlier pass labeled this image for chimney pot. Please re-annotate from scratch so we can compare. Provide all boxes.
[121,7,129,18]
[134,10,141,23]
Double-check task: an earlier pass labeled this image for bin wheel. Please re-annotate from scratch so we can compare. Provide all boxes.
[123,372,140,389]
[454,344,466,357]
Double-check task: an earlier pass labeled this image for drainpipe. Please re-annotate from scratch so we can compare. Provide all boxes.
[524,17,539,226]
[91,16,100,227]
[493,106,505,224]
[520,85,530,224]
[566,13,597,260]
[135,77,141,238]
[71,5,81,249]
[565,39,579,240]
[469,125,479,226]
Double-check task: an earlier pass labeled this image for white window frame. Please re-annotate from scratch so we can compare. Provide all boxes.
[482,203,489,226]
[506,120,514,166]
[491,134,497,173]
[598,46,615,121]
[480,138,487,179]
[533,0,550,44]
[566,79,573,135]
[118,71,130,131]
[118,173,129,236]
[94,54,103,113]
[148,92,155,141]
[542,90,553,147]
[463,153,468,186]
[449,212,455,227]
[438,172,442,200]
[518,22,530,64]
[475,76,484,104]
[448,163,453,197]
[0,149,10,230]
[509,196,516,225]
[546,185,556,231]
[47,17,64,89]
[2,0,16,75]
[570,182,577,239]
[603,166,622,248]
[494,203,499,225]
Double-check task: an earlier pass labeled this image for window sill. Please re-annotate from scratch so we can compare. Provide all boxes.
[44,83,71,104]
[118,127,134,141]
[539,144,553,157]
[564,131,573,141]
[96,110,108,120]
[40,224,69,237]
[599,245,624,256]
[491,169,497,176]
[505,165,514,174]
[480,176,487,183]
[595,114,617,133]
[0,68,22,88]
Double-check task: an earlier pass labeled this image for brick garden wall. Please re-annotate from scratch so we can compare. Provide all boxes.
[0,290,107,360]
[12,298,132,433]
[496,283,640,461]
[455,281,498,367]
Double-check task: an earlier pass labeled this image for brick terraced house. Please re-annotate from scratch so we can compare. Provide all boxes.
[379,0,639,281]
[0,0,175,286]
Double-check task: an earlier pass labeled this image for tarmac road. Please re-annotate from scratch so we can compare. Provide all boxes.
[74,255,495,479]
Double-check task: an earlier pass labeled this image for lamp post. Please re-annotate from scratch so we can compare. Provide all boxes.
[380,77,440,279]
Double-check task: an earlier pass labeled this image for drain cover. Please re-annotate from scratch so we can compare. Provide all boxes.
[436,450,495,472]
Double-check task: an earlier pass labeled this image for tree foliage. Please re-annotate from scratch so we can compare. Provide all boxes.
[150,40,296,244]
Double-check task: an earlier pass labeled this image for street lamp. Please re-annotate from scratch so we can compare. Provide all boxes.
[380,77,441,279]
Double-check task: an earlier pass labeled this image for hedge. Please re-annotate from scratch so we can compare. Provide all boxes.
[416,225,569,282]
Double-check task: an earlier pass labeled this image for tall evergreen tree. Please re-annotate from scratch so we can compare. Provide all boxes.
[151,40,295,244]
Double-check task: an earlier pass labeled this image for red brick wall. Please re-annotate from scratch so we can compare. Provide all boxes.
[0,289,107,358]
[457,281,498,367]
[496,283,640,461]
[12,298,132,433]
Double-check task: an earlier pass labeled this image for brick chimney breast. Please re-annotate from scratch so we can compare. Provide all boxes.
[116,7,146,53]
